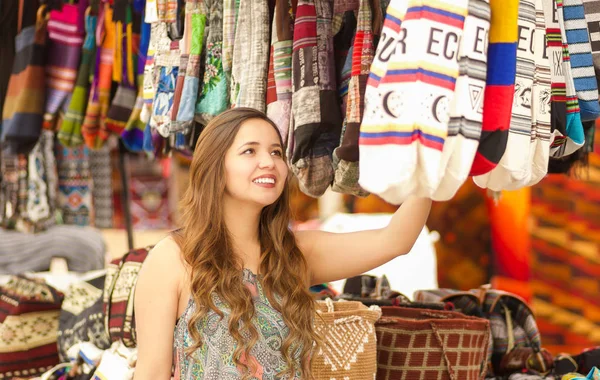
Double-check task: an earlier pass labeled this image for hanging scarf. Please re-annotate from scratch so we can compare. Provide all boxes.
[58,6,98,147]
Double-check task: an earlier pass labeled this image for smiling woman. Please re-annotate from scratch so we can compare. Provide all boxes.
[133,107,432,380]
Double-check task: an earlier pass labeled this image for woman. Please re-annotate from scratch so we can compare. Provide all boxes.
[134,108,432,379]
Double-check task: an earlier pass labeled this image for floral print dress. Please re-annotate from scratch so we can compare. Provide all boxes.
[173,269,303,380]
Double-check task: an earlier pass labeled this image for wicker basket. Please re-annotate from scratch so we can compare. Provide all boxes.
[376,306,491,380]
[312,299,382,379]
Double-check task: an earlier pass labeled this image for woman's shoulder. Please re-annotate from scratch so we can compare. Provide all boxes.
[141,235,187,284]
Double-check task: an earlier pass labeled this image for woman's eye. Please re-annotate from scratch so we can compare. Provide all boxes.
[272,150,283,157]
[243,149,254,154]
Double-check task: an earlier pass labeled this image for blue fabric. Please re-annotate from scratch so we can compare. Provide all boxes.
[486,43,517,86]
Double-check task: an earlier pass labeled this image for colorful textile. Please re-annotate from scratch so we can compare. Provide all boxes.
[266,0,294,146]
[82,4,115,149]
[562,0,600,121]
[58,6,98,148]
[555,0,586,156]
[196,0,229,124]
[105,3,138,136]
[150,22,181,137]
[174,269,302,379]
[230,0,270,111]
[530,152,600,354]
[469,0,519,176]
[474,0,537,191]
[583,0,600,86]
[0,276,64,379]
[332,0,373,197]
[55,142,93,226]
[543,0,571,157]
[44,2,86,131]
[170,1,205,133]
[1,5,48,155]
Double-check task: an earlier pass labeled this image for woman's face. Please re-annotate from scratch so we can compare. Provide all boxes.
[223,118,288,208]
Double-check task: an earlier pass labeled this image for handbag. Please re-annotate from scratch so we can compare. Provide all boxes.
[0,276,64,379]
[311,299,381,379]
[103,246,152,348]
[375,306,491,380]
[414,286,550,376]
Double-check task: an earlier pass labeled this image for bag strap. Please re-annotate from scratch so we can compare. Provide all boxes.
[430,322,457,380]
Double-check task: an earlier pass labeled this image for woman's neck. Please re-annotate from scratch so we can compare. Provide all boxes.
[223,197,262,266]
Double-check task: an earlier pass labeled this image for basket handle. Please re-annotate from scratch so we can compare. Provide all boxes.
[430,322,458,380]
[325,297,335,313]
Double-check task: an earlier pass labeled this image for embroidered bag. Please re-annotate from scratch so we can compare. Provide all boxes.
[311,298,381,379]
[0,276,64,379]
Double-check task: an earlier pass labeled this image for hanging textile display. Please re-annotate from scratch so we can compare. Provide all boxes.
[2,0,600,223]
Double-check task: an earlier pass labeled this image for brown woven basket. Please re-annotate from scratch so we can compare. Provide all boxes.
[312,299,382,379]
[376,306,490,380]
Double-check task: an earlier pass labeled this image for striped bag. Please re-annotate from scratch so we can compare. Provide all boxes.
[1,3,48,155]
[44,1,86,130]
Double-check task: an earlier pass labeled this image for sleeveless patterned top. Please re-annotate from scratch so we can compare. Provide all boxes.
[173,269,303,379]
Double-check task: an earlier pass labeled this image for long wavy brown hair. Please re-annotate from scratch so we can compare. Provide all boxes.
[172,108,317,378]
